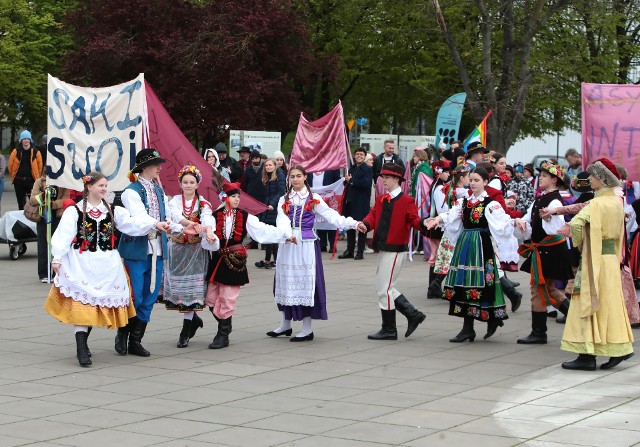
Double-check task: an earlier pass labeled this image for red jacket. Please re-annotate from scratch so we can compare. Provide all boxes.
[486,186,523,219]
[363,192,426,252]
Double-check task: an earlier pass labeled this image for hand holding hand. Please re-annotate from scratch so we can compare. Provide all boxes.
[52,262,61,277]
[357,222,368,233]
[557,224,571,237]
[425,218,439,230]
[286,235,298,245]
[539,207,552,220]
[205,230,218,244]
[515,218,527,233]
[156,221,171,233]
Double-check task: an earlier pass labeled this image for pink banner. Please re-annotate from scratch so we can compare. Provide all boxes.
[290,101,349,173]
[582,83,640,179]
[144,83,267,215]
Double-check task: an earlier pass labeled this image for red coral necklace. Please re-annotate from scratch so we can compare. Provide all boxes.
[182,195,196,216]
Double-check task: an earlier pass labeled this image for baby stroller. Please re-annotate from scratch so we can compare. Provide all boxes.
[0,210,38,260]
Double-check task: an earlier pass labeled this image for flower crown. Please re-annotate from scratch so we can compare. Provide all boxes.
[571,175,590,190]
[82,175,93,184]
[539,161,564,178]
[178,165,202,183]
[454,163,471,174]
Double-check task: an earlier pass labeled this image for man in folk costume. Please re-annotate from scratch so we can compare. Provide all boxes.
[464,142,488,170]
[116,149,187,357]
[514,160,574,344]
[559,158,634,370]
[205,182,290,349]
[358,163,428,340]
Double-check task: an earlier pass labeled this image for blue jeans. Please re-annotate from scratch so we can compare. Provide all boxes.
[124,255,164,322]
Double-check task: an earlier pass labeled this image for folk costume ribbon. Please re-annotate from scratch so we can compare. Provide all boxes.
[517,234,566,307]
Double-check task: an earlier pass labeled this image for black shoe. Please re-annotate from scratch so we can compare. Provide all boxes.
[208,317,231,349]
[115,324,129,355]
[394,295,426,337]
[177,319,191,348]
[255,260,267,268]
[484,319,504,340]
[320,246,328,252]
[556,315,567,324]
[128,317,151,357]
[561,354,597,371]
[517,312,548,344]
[290,332,314,342]
[368,309,398,340]
[354,252,364,260]
[338,251,354,259]
[75,331,92,367]
[266,328,293,337]
[547,310,558,318]
[631,323,640,329]
[427,274,445,299]
[188,313,204,339]
[600,353,634,370]
[500,276,522,312]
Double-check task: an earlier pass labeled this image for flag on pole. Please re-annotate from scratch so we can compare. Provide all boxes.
[463,110,492,151]
[290,101,349,173]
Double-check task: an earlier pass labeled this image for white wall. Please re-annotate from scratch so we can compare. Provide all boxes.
[506,129,581,165]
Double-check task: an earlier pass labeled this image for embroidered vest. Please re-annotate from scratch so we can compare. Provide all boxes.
[214,208,248,246]
[288,195,317,241]
[73,205,117,252]
[118,181,168,261]
[531,191,561,243]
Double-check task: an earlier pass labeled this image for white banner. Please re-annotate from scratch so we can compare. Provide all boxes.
[311,178,345,230]
[229,130,282,158]
[46,74,146,191]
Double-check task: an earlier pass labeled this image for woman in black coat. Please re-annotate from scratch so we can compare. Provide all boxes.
[339,147,373,260]
[255,159,286,268]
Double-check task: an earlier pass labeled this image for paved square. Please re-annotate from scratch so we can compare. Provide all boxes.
[0,189,638,446]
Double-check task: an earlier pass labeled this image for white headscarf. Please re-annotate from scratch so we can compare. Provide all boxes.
[204,148,220,169]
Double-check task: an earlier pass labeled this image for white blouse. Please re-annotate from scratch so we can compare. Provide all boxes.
[514,190,564,241]
[167,195,215,229]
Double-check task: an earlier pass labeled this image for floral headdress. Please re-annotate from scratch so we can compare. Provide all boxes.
[536,160,566,185]
[178,165,202,183]
[82,175,93,184]
[570,172,592,192]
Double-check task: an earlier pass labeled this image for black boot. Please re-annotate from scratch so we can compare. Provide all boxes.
[75,331,92,367]
[209,316,232,349]
[394,295,426,337]
[517,312,548,344]
[484,319,504,340]
[128,317,151,357]
[502,275,520,288]
[114,323,129,355]
[500,276,522,312]
[427,266,434,289]
[354,251,364,260]
[338,250,354,259]
[188,312,204,339]
[601,353,634,370]
[427,274,445,299]
[86,326,92,357]
[177,319,191,348]
[367,310,398,340]
[450,317,475,342]
[561,354,597,371]
[556,298,570,324]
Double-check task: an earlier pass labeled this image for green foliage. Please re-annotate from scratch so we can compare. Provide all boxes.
[0,0,75,142]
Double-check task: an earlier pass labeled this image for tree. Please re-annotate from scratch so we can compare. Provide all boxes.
[0,0,75,147]
[63,0,321,146]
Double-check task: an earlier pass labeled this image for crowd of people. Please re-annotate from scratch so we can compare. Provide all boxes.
[1,131,637,372]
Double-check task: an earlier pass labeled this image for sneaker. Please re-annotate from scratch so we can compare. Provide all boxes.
[265,261,276,269]
[255,260,266,268]
[40,278,49,283]
[363,247,374,254]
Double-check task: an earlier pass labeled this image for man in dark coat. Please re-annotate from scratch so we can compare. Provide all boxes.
[216,143,243,182]
[340,147,372,260]
[237,146,252,184]
[373,139,405,183]
[243,150,265,203]
[308,169,342,252]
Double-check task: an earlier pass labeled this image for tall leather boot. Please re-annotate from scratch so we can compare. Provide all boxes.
[500,276,522,312]
[427,274,445,299]
[449,316,476,343]
[188,312,204,339]
[427,266,434,294]
[114,322,129,355]
[86,326,92,357]
[561,354,596,371]
[502,274,520,288]
[517,312,547,344]
[75,331,92,367]
[209,316,231,349]
[177,319,191,348]
[394,295,426,337]
[367,309,398,340]
[128,317,151,357]
[556,298,570,324]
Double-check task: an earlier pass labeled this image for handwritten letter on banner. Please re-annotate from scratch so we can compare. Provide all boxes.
[46,74,146,191]
[582,83,640,178]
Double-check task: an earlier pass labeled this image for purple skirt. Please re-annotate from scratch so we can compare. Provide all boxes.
[275,240,328,321]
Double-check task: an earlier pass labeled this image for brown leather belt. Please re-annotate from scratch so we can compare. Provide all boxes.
[219,244,245,254]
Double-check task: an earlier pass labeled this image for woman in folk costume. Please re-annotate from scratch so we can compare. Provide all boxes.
[44,172,161,367]
[559,158,634,370]
[424,160,452,298]
[426,166,512,342]
[268,165,359,341]
[164,166,218,348]
[430,163,471,299]
[205,182,290,349]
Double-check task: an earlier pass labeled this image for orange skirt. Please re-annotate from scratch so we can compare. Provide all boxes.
[44,286,136,329]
